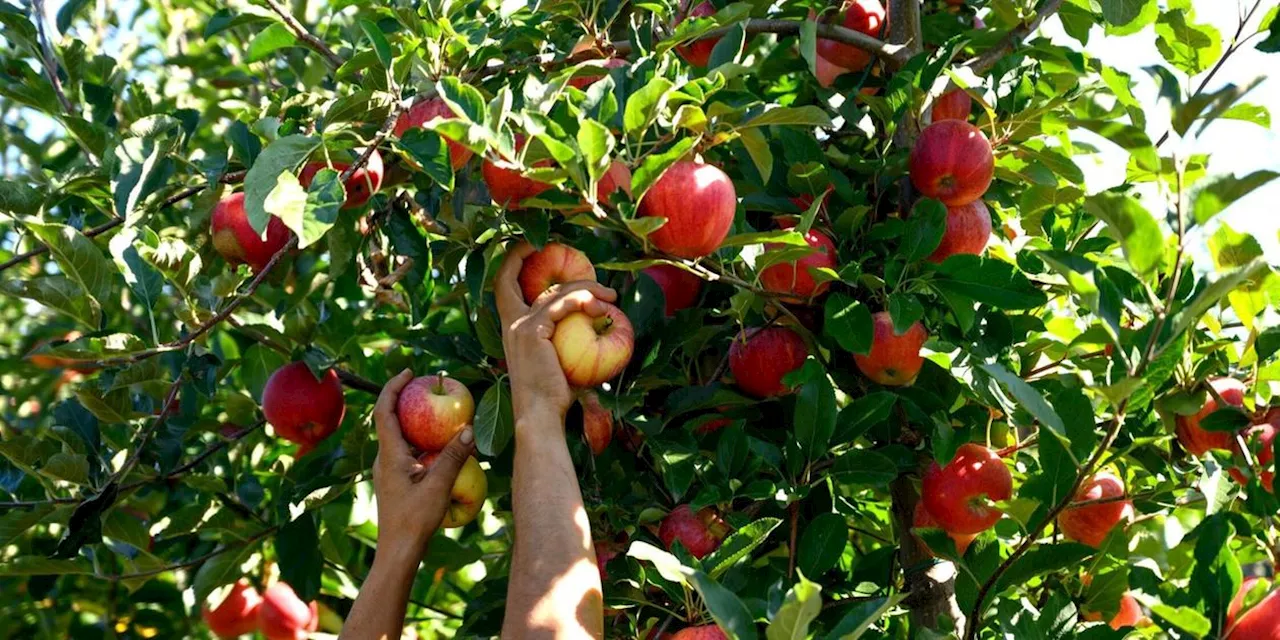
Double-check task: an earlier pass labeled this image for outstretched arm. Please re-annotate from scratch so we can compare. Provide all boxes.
[496,243,611,639]
[340,370,475,640]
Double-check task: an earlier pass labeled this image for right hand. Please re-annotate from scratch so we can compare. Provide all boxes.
[494,242,617,424]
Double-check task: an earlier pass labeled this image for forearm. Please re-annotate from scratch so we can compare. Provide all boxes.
[503,408,603,639]
[339,543,421,640]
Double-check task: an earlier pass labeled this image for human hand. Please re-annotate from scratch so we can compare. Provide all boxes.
[494,242,617,425]
[370,369,475,558]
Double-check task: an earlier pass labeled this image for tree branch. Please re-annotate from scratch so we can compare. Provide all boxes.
[30,0,79,119]
[259,0,344,70]
[965,0,1064,75]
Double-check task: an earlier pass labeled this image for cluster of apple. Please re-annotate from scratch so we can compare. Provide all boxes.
[1174,377,1279,492]
[201,580,318,640]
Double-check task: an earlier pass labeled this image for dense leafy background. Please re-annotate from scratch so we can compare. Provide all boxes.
[1,0,1278,637]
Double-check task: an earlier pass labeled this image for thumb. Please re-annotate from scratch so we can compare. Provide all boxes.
[421,427,475,490]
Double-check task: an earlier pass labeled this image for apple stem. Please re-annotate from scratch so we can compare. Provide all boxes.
[594,315,614,335]
[435,372,446,394]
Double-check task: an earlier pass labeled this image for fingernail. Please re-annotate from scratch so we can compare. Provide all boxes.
[460,428,473,444]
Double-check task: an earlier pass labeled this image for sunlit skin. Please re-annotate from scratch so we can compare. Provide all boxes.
[1175,377,1246,456]
[930,88,973,123]
[1058,471,1132,548]
[396,373,474,452]
[928,200,992,263]
[909,120,994,206]
[637,161,737,259]
[1226,578,1280,639]
[921,443,1012,535]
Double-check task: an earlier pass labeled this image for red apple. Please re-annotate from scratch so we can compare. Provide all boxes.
[1083,592,1145,630]
[211,192,294,272]
[297,149,384,210]
[1227,578,1280,639]
[909,120,994,206]
[671,625,728,640]
[262,362,346,452]
[694,409,733,435]
[1175,377,1247,456]
[580,391,613,455]
[931,88,973,123]
[728,326,809,398]
[921,443,1012,535]
[569,57,628,90]
[482,135,553,209]
[814,0,887,72]
[396,373,475,453]
[595,541,619,582]
[674,1,719,67]
[551,304,635,387]
[416,451,487,527]
[658,504,729,559]
[641,264,703,316]
[25,331,85,370]
[638,161,737,259]
[814,53,848,88]
[928,200,992,263]
[759,229,838,300]
[596,159,633,203]
[913,502,976,556]
[202,580,262,639]
[394,97,473,170]
[1058,471,1132,548]
[258,582,318,640]
[518,242,597,304]
[854,311,928,386]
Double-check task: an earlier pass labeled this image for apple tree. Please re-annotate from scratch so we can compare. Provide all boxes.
[2,0,1279,637]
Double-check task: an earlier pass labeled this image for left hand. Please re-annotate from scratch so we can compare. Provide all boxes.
[371,369,475,557]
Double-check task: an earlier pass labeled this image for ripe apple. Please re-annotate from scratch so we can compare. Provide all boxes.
[759,229,838,300]
[671,625,728,640]
[595,541,619,582]
[641,264,703,316]
[202,580,262,639]
[814,0,887,72]
[417,451,487,528]
[1245,408,1277,491]
[1083,592,1144,630]
[596,159,633,203]
[517,242,597,304]
[258,582,318,640]
[909,120,994,206]
[394,97,473,170]
[728,326,809,398]
[580,391,613,455]
[262,362,346,452]
[637,161,737,259]
[814,53,848,88]
[912,502,976,556]
[921,443,1012,535]
[211,192,294,272]
[297,149,384,210]
[569,57,628,90]
[1175,377,1247,456]
[931,88,973,123]
[928,200,992,263]
[1058,471,1132,548]
[396,373,475,453]
[1227,578,1280,639]
[658,504,729,559]
[482,135,553,209]
[854,311,928,386]
[674,1,719,67]
[551,303,635,387]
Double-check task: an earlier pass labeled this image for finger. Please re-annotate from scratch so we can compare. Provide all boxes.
[532,284,618,325]
[495,242,537,327]
[373,369,415,457]
[421,427,475,493]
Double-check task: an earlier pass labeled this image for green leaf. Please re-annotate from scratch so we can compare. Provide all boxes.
[0,180,43,215]
[1166,258,1270,343]
[1199,408,1250,432]
[834,393,895,444]
[0,556,93,576]
[1149,604,1211,636]
[823,293,873,355]
[108,228,165,312]
[766,574,823,640]
[246,23,297,63]
[203,8,274,39]
[739,127,773,184]
[794,373,836,459]
[577,120,614,183]
[624,77,674,136]
[1209,224,1263,271]
[828,595,903,639]
[740,106,833,130]
[0,505,59,546]
[277,514,322,601]
[40,453,90,485]
[688,569,758,640]
[796,513,847,577]
[1218,103,1271,129]
[998,543,1095,589]
[978,362,1071,454]
[901,198,947,262]
[720,230,807,249]
[1083,192,1163,275]
[474,381,514,457]
[244,134,320,235]
[932,256,1047,310]
[1100,0,1158,36]
[22,221,117,304]
[1191,170,1279,224]
[1154,10,1221,75]
[399,128,454,192]
[193,543,256,605]
[831,449,897,486]
[1070,119,1157,171]
[703,517,783,579]
[113,116,180,224]
[288,169,344,248]
[359,19,393,69]
[436,78,488,125]
[632,137,696,200]
[0,276,101,328]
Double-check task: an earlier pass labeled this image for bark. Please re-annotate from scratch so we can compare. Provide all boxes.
[891,475,965,632]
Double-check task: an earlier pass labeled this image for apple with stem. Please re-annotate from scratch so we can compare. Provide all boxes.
[1058,471,1132,548]
[552,303,635,387]
[637,161,737,259]
[394,97,473,170]
[518,242,597,304]
[1175,377,1246,456]
[909,120,994,206]
[297,149,384,210]
[729,326,809,398]
[396,373,475,453]
[262,362,346,455]
[921,443,1012,535]
[202,580,262,639]
[659,504,729,559]
[416,451,488,528]
[813,0,887,72]
[854,311,928,386]
[928,200,991,263]
[211,192,294,272]
[673,0,719,67]
[641,264,703,316]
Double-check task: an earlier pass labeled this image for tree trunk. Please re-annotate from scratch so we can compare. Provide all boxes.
[891,475,965,632]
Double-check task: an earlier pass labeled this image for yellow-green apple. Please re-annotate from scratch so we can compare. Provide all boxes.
[909,120,994,206]
[674,0,719,67]
[580,391,613,455]
[211,192,294,272]
[394,97,473,170]
[396,373,475,452]
[517,242,597,304]
[637,161,737,259]
[641,264,703,316]
[258,582,318,640]
[671,625,728,640]
[658,504,729,559]
[1083,592,1145,630]
[1227,578,1280,639]
[813,0,887,72]
[759,229,838,300]
[854,311,927,386]
[482,134,552,209]
[551,304,635,387]
[931,88,972,123]
[928,200,991,263]
[202,580,262,639]
[262,362,346,455]
[913,502,976,556]
[1176,377,1246,456]
[1058,471,1132,548]
[417,451,487,528]
[297,149,384,210]
[729,326,809,398]
[921,443,1011,535]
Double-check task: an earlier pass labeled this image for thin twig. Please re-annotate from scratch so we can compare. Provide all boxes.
[260,0,344,70]
[29,0,78,118]
[965,0,1064,75]
[104,527,277,582]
